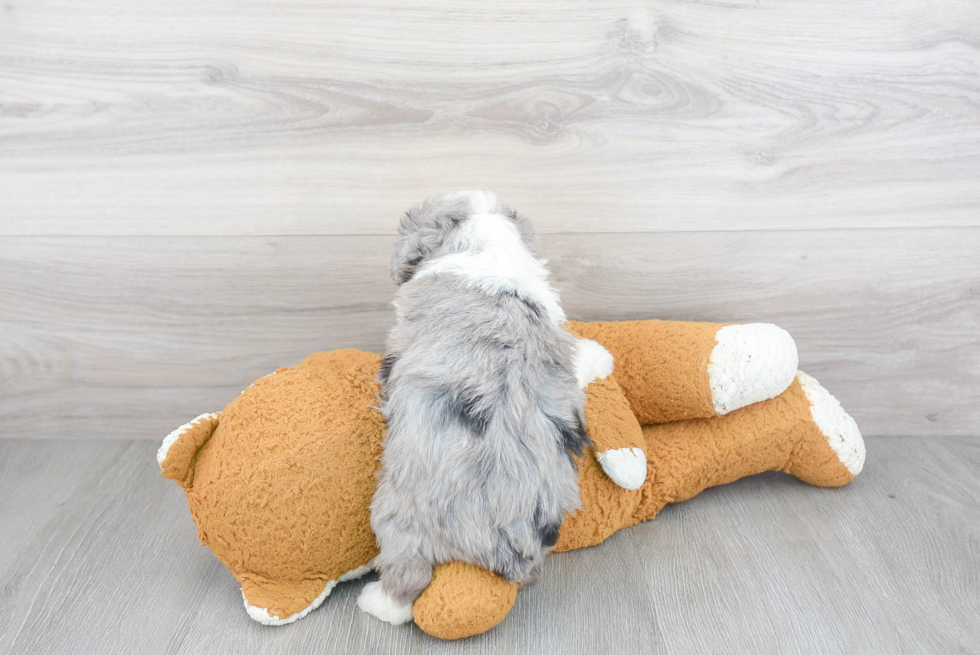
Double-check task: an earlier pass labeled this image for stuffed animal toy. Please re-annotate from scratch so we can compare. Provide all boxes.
[158,319,864,640]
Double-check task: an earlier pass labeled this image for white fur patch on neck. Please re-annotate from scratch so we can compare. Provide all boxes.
[444,189,499,214]
[412,212,566,325]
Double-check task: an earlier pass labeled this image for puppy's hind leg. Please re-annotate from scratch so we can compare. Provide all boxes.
[357,554,432,626]
[519,558,548,587]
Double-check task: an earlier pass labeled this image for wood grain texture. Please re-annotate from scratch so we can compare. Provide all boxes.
[2,0,979,235]
[0,436,976,654]
[633,435,980,653]
[2,229,977,440]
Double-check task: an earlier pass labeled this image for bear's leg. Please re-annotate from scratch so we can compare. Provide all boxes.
[638,372,865,520]
[412,562,519,640]
[409,373,865,641]
[783,372,865,486]
[567,320,798,424]
[580,372,649,490]
[573,338,648,490]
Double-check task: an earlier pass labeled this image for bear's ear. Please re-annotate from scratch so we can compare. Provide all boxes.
[391,209,427,285]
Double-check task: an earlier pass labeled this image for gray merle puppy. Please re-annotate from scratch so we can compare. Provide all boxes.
[357,190,593,625]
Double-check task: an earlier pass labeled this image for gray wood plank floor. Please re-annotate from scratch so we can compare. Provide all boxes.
[1,436,977,654]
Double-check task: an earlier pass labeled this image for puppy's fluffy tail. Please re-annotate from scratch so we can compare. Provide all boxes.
[157,412,220,488]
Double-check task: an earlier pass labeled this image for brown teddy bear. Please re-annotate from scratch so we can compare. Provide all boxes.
[158,319,864,639]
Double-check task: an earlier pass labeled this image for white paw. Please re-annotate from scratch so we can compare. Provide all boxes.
[796,372,866,475]
[574,338,615,389]
[596,447,647,490]
[357,581,414,626]
[707,324,798,415]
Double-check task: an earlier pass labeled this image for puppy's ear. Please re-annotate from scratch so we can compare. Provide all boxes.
[391,196,470,285]
[391,209,427,285]
[503,207,538,252]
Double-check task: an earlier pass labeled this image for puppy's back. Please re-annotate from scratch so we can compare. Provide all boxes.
[376,276,587,582]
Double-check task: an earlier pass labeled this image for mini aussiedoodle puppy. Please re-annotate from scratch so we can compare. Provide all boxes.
[358,190,611,625]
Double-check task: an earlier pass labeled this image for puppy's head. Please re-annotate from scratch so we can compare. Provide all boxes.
[391,190,536,285]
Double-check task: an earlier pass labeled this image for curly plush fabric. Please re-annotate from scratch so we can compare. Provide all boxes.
[159,320,864,638]
[172,350,386,621]
[413,563,519,639]
[566,320,720,423]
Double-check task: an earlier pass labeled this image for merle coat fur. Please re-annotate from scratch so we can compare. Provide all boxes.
[371,191,588,605]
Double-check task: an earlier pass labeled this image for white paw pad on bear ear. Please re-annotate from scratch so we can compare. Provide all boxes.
[707,323,799,415]
[156,412,218,467]
[357,581,414,626]
[243,583,335,626]
[596,447,647,490]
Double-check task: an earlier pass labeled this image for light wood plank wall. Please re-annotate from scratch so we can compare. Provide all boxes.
[1,0,978,439]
